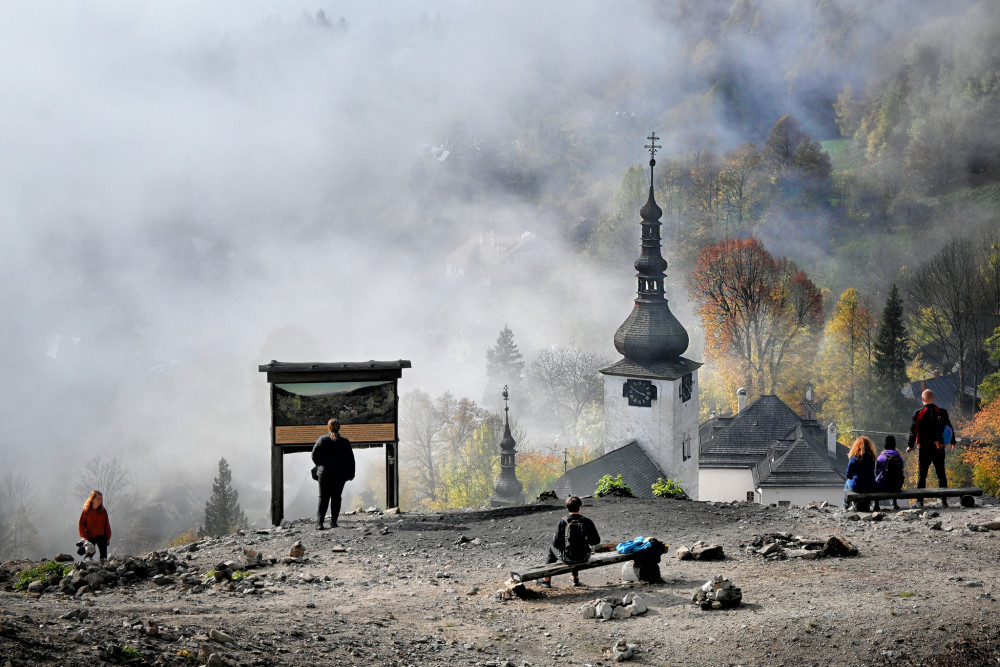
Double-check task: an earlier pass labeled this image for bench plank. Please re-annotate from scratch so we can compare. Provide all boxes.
[511,551,639,583]
[845,487,982,502]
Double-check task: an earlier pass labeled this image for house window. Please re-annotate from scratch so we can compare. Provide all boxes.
[777,500,791,507]
[746,491,754,503]
[682,434,691,461]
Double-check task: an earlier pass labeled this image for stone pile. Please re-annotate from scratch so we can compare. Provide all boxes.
[675,541,725,560]
[745,533,858,560]
[605,638,640,662]
[12,551,187,597]
[692,574,742,610]
[580,593,648,621]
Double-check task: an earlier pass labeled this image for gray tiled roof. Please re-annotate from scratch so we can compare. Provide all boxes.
[600,356,702,381]
[699,395,818,468]
[550,441,664,499]
[699,394,851,490]
[751,435,848,488]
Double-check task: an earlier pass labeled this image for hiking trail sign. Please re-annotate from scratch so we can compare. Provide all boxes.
[258,360,410,526]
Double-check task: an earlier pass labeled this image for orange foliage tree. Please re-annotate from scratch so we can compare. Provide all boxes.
[689,237,824,401]
[958,397,1000,497]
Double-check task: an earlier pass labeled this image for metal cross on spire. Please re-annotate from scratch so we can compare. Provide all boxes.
[644,131,661,187]
[502,384,509,415]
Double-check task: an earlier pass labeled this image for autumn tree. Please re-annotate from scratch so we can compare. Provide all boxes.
[399,389,450,506]
[514,450,563,502]
[958,396,1000,497]
[528,347,610,444]
[434,414,502,509]
[689,237,824,400]
[817,288,876,434]
[906,237,994,417]
[203,457,247,536]
[717,142,765,234]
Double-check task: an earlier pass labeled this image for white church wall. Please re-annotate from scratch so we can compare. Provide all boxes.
[758,486,844,507]
[698,468,754,502]
[603,371,700,500]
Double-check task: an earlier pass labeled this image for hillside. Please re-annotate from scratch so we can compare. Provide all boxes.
[3,496,1000,666]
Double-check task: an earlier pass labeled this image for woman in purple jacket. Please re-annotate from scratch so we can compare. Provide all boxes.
[875,435,906,510]
[844,436,878,510]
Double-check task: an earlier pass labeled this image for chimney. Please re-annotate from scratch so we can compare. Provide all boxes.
[827,422,838,458]
[737,387,748,413]
[921,379,927,391]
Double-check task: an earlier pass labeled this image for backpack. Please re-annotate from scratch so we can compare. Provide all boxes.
[883,454,904,491]
[562,516,591,564]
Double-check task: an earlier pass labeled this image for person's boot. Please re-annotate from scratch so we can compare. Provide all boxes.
[940,497,949,508]
[316,521,327,530]
[892,500,900,510]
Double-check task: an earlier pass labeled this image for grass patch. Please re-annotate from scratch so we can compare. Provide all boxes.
[121,645,142,660]
[14,561,74,591]
[899,591,917,598]
[821,138,864,173]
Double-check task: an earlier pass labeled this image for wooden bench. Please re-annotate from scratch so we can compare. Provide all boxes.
[510,541,665,584]
[845,486,982,508]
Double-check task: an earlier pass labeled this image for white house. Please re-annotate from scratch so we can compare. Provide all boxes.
[698,394,848,506]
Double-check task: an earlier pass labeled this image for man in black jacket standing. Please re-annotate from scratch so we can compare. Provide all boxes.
[906,389,956,507]
[312,418,355,529]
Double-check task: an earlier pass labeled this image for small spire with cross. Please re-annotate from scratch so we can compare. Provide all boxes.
[644,131,661,187]
[502,384,509,414]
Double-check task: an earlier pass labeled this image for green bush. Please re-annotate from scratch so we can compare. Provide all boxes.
[14,561,73,591]
[595,474,634,498]
[651,477,686,499]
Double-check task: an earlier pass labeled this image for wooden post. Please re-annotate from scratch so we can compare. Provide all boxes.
[271,446,284,526]
[386,441,398,509]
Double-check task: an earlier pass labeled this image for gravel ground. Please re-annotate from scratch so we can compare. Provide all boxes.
[2,495,1000,667]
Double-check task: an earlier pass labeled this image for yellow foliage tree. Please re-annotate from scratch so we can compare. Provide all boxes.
[515,450,563,501]
[433,417,501,509]
[816,288,875,434]
[958,398,1000,497]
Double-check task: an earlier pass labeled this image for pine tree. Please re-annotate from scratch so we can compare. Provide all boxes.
[203,458,247,536]
[485,325,525,396]
[868,284,912,429]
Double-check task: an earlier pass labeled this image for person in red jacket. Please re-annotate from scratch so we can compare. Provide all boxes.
[78,490,112,559]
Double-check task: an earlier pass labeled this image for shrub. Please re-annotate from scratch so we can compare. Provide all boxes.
[651,477,687,499]
[595,474,634,498]
[168,527,200,548]
[14,561,73,591]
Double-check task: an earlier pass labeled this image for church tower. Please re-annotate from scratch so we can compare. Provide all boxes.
[599,133,702,499]
[490,385,524,507]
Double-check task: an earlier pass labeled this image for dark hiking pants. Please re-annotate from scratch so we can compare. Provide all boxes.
[916,446,947,503]
[317,477,347,526]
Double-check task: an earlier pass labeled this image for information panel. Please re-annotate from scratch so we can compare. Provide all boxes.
[272,381,397,445]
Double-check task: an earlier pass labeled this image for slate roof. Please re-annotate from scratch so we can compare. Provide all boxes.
[700,394,850,489]
[600,356,702,381]
[550,441,663,499]
[903,373,981,414]
[751,431,848,488]
[699,395,819,468]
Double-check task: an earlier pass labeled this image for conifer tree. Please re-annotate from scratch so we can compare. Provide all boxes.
[203,458,247,536]
[868,284,912,429]
[486,325,525,396]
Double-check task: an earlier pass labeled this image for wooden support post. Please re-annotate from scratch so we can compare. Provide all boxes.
[386,441,398,509]
[271,446,284,526]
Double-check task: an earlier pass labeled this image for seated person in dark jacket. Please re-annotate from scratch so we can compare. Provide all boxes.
[539,495,600,588]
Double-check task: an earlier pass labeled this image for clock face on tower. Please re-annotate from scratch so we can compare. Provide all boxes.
[623,378,657,407]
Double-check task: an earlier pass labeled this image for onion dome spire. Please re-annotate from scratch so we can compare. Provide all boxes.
[491,385,523,506]
[613,132,689,361]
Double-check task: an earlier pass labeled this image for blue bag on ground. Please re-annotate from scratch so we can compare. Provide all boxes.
[616,537,652,554]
